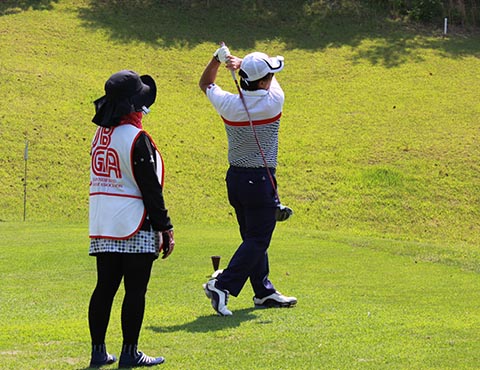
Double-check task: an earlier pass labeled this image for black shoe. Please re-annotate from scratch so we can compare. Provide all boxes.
[89,351,117,368]
[119,351,165,368]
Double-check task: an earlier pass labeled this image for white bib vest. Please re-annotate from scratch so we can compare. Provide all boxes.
[89,125,164,239]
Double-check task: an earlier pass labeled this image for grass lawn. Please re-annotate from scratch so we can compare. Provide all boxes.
[0,0,479,247]
[0,222,479,369]
[0,1,479,368]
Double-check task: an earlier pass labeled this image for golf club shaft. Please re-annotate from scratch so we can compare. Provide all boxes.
[220,42,281,204]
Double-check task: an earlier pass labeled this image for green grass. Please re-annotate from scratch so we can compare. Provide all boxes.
[1,222,480,369]
[0,1,479,247]
[1,1,480,368]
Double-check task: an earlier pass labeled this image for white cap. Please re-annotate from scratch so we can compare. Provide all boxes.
[240,52,284,82]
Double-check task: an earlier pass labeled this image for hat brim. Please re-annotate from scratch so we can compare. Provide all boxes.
[92,74,157,127]
[132,74,156,110]
[91,96,133,127]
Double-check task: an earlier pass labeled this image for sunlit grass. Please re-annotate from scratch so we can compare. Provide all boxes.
[0,222,479,369]
[0,3,479,368]
[1,1,479,248]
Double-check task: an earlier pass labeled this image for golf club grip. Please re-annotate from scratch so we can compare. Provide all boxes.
[219,41,236,80]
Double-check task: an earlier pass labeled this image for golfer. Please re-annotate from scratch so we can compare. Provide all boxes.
[88,70,174,367]
[199,45,297,316]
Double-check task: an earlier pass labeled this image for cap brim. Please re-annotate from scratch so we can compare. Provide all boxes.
[266,56,284,73]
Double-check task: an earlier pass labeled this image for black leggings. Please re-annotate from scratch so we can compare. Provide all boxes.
[88,253,155,345]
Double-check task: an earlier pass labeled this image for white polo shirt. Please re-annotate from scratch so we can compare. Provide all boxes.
[206,77,284,168]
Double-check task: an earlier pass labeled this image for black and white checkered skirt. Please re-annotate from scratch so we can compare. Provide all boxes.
[89,230,159,257]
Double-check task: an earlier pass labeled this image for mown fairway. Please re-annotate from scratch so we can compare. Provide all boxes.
[0,1,479,369]
[1,222,480,369]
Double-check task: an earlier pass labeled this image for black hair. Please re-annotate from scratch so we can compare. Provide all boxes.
[239,71,274,91]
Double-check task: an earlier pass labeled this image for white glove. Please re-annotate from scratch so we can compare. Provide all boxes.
[213,45,230,63]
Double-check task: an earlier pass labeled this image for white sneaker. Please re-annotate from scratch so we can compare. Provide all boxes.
[211,269,224,279]
[253,291,297,308]
[203,279,232,316]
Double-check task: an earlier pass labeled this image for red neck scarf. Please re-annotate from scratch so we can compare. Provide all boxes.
[118,111,143,129]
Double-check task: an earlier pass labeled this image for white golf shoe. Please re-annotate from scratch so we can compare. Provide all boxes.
[211,269,224,279]
[253,291,297,308]
[203,279,232,316]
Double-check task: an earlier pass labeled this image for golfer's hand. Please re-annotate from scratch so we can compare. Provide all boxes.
[213,45,230,63]
[159,229,175,259]
[226,56,242,71]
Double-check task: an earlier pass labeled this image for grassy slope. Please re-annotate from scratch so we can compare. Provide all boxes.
[0,222,479,369]
[0,3,480,368]
[0,5,479,255]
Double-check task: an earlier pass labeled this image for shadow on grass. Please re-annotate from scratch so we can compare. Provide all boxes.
[0,0,57,15]
[76,0,480,67]
[147,308,258,333]
[78,0,372,50]
[350,25,480,66]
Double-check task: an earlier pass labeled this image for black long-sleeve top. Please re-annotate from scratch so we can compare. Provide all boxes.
[132,132,173,232]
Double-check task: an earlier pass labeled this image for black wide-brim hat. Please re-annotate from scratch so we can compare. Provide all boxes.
[92,70,157,127]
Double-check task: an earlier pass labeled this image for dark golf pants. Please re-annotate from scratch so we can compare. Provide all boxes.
[216,166,278,298]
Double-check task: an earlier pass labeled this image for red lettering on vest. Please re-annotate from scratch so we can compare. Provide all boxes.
[92,127,114,147]
[91,128,122,178]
